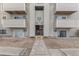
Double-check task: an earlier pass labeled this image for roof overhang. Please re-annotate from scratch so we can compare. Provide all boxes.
[55,11,76,15]
[6,11,26,15]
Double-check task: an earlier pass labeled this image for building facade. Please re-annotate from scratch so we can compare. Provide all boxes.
[0,3,79,38]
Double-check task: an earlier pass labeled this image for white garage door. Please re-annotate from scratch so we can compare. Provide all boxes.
[14,29,25,38]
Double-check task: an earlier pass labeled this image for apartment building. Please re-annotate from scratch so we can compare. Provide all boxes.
[0,3,79,38]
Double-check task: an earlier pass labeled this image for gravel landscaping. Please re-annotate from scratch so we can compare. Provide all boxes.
[0,37,35,48]
[44,37,79,49]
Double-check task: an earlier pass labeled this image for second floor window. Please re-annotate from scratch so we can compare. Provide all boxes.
[14,16,26,19]
[56,15,67,20]
[62,16,67,19]
[14,17,19,19]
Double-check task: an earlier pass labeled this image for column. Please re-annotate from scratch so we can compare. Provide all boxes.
[29,4,35,37]
[44,4,50,36]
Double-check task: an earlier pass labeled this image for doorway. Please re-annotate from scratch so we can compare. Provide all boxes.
[13,29,25,38]
[35,25,43,35]
[59,31,67,37]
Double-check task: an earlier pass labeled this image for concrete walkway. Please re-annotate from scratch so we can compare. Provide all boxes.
[30,36,50,56]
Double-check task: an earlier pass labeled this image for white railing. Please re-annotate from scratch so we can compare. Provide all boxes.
[1,19,26,27]
[56,19,79,28]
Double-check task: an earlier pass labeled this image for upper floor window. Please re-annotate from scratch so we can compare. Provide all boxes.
[62,16,67,19]
[14,16,26,19]
[35,6,44,10]
[14,17,19,19]
[56,15,68,20]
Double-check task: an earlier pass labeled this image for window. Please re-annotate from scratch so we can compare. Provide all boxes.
[56,16,67,20]
[59,31,66,37]
[14,16,26,19]
[0,30,6,34]
[14,16,20,19]
[62,16,67,19]
[35,6,44,10]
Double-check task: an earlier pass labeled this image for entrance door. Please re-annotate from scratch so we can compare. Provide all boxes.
[35,25,43,35]
[14,29,25,38]
[59,31,66,37]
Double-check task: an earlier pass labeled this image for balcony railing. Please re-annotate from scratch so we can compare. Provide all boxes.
[0,19,26,28]
[56,19,79,28]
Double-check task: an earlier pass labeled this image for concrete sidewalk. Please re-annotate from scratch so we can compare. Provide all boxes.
[0,47,27,56]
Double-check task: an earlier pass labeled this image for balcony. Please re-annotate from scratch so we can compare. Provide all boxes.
[3,3,26,11]
[1,19,26,28]
[55,3,78,15]
[56,19,79,28]
[56,3,78,11]
[2,3,26,15]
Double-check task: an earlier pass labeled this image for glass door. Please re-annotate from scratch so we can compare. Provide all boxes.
[35,25,43,35]
[59,31,66,37]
